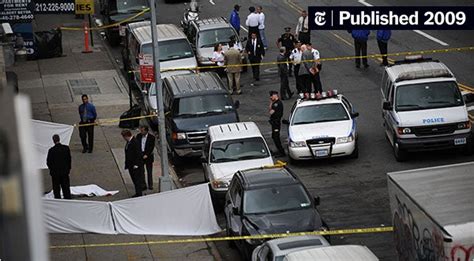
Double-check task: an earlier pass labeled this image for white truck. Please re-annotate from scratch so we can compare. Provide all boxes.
[387,162,474,261]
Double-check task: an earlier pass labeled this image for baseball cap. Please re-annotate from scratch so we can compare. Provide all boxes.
[269,90,279,96]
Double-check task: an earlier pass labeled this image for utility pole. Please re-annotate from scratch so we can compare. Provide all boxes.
[149,0,172,192]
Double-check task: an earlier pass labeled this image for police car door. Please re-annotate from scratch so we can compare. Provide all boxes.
[385,82,397,144]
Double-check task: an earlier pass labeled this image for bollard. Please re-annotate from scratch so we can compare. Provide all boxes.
[82,22,92,53]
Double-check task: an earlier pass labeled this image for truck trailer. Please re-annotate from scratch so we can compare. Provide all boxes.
[388,162,474,261]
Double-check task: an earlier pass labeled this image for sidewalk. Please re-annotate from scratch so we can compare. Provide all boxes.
[9,14,220,260]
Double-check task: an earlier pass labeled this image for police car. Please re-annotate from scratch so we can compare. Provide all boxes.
[286,91,359,161]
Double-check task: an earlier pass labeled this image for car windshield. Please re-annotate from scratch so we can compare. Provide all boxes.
[175,94,234,116]
[291,103,349,125]
[113,0,148,13]
[210,137,269,163]
[198,28,236,48]
[395,81,463,111]
[142,39,194,62]
[243,184,311,215]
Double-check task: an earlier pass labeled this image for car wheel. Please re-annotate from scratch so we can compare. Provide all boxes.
[107,29,121,46]
[349,141,359,159]
[289,155,299,165]
[169,150,182,166]
[393,138,407,162]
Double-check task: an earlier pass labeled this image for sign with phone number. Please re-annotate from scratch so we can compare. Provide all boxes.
[0,0,34,22]
[34,0,75,14]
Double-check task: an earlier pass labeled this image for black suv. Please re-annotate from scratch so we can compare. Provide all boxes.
[224,166,326,260]
[99,0,150,46]
[163,72,240,163]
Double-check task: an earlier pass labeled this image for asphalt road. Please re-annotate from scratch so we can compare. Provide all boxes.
[104,0,474,260]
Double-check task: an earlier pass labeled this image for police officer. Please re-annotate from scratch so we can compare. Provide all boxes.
[277,27,297,76]
[269,91,286,157]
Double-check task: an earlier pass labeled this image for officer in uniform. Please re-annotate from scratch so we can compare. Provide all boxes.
[277,27,297,76]
[269,91,286,157]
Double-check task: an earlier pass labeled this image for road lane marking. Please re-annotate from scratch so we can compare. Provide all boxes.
[240,25,248,33]
[459,83,474,92]
[286,0,303,12]
[332,32,353,47]
[209,0,215,5]
[358,0,449,46]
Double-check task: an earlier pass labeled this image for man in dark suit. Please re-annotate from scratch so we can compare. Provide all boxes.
[46,134,72,199]
[245,32,265,81]
[121,130,145,197]
[136,126,155,190]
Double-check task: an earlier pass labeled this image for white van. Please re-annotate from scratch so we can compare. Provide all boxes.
[381,57,473,161]
[284,245,379,261]
[122,21,197,88]
[202,122,274,198]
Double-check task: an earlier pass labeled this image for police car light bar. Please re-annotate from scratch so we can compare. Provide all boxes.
[297,90,339,101]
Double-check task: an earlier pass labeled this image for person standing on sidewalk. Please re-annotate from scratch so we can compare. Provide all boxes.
[245,6,260,39]
[136,126,155,191]
[224,41,242,94]
[277,27,297,77]
[122,130,145,197]
[257,6,267,49]
[377,30,391,66]
[290,41,303,93]
[350,30,370,68]
[78,94,97,153]
[269,91,286,157]
[46,134,72,199]
[295,10,310,44]
[277,47,293,100]
[245,32,265,81]
[230,4,241,35]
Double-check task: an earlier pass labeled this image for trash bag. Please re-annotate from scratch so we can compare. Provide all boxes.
[34,28,62,59]
[119,104,141,129]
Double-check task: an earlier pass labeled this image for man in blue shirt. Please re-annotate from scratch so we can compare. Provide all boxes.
[78,94,97,153]
[350,30,370,68]
[377,30,391,66]
[230,4,240,35]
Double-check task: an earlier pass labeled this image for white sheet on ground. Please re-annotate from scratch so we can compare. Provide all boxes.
[32,119,74,169]
[43,199,115,234]
[111,183,221,235]
[44,184,221,235]
[44,184,119,199]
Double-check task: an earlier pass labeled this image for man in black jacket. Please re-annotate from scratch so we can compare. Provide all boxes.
[269,91,286,157]
[122,130,145,197]
[136,126,155,190]
[245,32,265,81]
[46,134,72,199]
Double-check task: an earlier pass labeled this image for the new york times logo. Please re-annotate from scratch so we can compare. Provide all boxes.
[308,6,474,30]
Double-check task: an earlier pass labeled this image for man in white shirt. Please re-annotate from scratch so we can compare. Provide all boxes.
[307,43,323,93]
[245,6,260,40]
[136,126,155,190]
[295,10,310,44]
[290,41,303,93]
[257,6,267,49]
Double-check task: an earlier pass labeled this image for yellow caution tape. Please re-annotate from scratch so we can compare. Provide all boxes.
[74,113,156,128]
[126,46,474,73]
[60,8,150,31]
[50,226,394,249]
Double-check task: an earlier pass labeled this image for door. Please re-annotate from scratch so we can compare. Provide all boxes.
[384,82,397,144]
[226,180,243,236]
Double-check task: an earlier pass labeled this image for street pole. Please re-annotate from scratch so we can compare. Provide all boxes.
[149,0,172,192]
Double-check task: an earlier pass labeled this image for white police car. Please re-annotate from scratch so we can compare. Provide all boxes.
[286,91,359,161]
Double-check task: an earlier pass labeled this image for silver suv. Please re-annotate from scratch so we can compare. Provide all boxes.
[185,17,247,67]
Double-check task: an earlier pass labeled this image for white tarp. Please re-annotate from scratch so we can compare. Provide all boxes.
[44,184,221,235]
[44,184,119,199]
[112,183,221,235]
[32,119,74,169]
[43,199,115,234]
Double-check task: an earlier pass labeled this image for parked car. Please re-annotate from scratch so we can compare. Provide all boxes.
[185,17,247,69]
[161,72,240,163]
[123,21,197,88]
[285,91,359,162]
[252,235,330,261]
[202,122,273,199]
[284,245,379,261]
[381,56,473,161]
[99,0,150,46]
[224,166,326,260]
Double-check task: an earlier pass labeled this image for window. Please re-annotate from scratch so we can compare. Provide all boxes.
[291,103,349,125]
[203,135,210,159]
[381,71,389,98]
[243,184,311,215]
[110,0,148,14]
[141,39,194,62]
[234,184,242,210]
[395,81,463,112]
[174,94,234,116]
[210,137,269,163]
[257,245,270,261]
[341,96,352,113]
[198,28,237,48]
